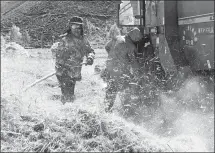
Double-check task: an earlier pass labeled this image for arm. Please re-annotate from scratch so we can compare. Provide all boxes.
[50,34,67,53]
[50,42,59,59]
[105,40,113,54]
[127,46,140,76]
[83,38,95,65]
[51,39,68,74]
[127,46,137,65]
[51,38,69,66]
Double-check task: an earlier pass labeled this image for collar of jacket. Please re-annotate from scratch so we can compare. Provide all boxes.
[66,33,84,40]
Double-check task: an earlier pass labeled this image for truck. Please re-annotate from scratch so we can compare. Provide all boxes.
[117,0,214,91]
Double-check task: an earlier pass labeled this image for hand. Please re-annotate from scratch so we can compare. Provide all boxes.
[86,58,93,65]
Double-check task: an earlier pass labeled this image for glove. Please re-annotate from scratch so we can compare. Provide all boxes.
[86,57,94,65]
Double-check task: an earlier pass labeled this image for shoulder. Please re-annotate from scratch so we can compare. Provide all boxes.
[51,42,60,50]
[116,35,126,44]
[51,37,66,50]
[59,33,67,38]
[113,36,128,51]
[83,36,90,43]
[82,37,92,47]
[105,39,114,46]
[105,40,113,51]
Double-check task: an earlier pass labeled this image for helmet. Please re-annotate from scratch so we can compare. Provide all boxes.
[69,16,83,25]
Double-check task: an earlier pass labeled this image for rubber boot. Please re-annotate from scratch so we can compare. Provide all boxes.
[60,85,68,104]
[68,82,76,102]
[62,81,76,102]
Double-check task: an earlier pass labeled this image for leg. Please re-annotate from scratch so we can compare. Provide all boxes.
[104,79,118,112]
[56,74,65,95]
[70,80,76,95]
[56,75,67,103]
[63,76,76,101]
[65,79,76,101]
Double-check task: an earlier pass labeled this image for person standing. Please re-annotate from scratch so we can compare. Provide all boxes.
[51,16,95,104]
[104,27,143,112]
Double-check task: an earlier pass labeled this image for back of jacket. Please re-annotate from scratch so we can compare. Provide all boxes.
[105,35,139,79]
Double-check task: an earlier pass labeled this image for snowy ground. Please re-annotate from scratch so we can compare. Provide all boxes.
[1,48,108,117]
[1,48,214,152]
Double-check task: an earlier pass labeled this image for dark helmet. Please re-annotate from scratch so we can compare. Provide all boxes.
[66,16,84,36]
[69,16,83,25]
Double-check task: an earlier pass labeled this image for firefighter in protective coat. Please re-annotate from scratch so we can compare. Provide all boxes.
[104,28,143,112]
[51,16,95,103]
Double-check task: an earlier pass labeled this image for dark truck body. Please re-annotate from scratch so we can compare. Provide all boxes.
[118,1,214,75]
[177,1,214,71]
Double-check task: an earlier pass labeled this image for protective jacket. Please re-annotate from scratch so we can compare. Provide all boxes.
[105,35,140,81]
[104,28,143,112]
[51,33,95,81]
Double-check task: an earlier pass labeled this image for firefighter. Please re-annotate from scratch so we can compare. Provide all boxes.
[51,16,95,104]
[104,27,143,112]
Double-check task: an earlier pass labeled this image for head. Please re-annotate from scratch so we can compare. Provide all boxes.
[127,28,143,42]
[121,27,128,35]
[107,23,121,40]
[67,16,84,38]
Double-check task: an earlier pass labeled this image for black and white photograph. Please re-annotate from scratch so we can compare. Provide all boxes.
[1,0,214,152]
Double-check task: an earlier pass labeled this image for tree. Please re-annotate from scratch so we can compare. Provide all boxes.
[9,24,22,44]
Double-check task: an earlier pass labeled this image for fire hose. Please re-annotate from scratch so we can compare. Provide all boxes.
[23,62,87,92]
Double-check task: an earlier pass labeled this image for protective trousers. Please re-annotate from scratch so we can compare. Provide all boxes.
[56,74,76,101]
[104,76,131,112]
[104,79,119,111]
